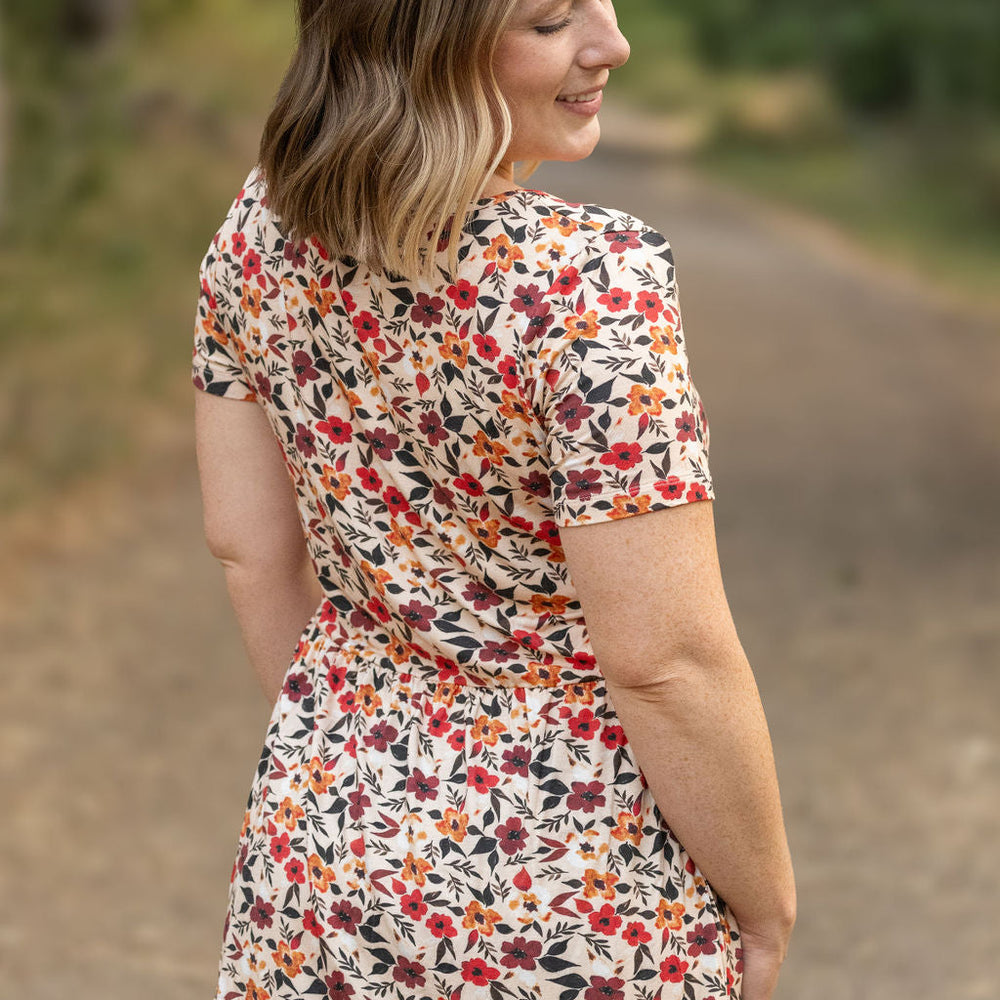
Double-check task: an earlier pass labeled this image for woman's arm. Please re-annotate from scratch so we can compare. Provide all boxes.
[194,390,324,706]
[560,499,795,1000]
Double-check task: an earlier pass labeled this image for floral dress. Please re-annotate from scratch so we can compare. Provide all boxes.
[193,167,740,1000]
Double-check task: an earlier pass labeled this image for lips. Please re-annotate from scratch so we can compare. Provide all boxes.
[556,89,603,103]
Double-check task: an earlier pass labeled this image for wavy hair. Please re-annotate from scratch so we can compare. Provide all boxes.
[258,0,524,283]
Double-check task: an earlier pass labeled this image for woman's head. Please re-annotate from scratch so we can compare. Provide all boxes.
[259,0,628,282]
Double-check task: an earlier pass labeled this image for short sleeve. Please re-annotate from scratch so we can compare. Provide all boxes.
[191,243,258,401]
[536,228,713,526]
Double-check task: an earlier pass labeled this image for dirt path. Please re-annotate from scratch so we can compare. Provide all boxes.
[2,131,998,999]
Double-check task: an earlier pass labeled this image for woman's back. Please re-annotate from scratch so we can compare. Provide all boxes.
[193,169,737,998]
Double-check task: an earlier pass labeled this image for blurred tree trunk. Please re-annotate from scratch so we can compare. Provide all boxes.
[60,0,132,46]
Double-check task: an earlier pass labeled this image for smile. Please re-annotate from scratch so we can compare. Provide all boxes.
[556,89,602,104]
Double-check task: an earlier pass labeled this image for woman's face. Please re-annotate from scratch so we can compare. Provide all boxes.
[493,0,630,168]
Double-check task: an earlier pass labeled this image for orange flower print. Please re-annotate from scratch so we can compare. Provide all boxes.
[245,980,270,1000]
[357,684,382,717]
[271,941,305,978]
[498,390,531,423]
[656,899,687,931]
[470,714,507,746]
[306,757,336,796]
[483,233,524,272]
[308,853,335,893]
[319,465,351,502]
[523,661,561,687]
[434,808,470,843]
[438,332,471,369]
[563,309,600,341]
[582,868,620,900]
[386,519,415,550]
[472,429,508,467]
[462,899,503,935]
[627,383,667,416]
[610,811,643,847]
[533,239,567,269]
[466,516,501,548]
[275,796,305,832]
[401,851,433,886]
[564,682,596,706]
[650,325,679,355]
[240,284,263,319]
[529,593,569,616]
[360,560,393,597]
[609,494,653,519]
[304,277,336,316]
[541,211,579,238]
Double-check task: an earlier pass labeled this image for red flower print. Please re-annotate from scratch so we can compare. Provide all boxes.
[446,278,478,309]
[270,833,291,862]
[589,903,623,936]
[400,889,428,920]
[462,581,502,610]
[303,908,323,937]
[282,671,313,702]
[495,816,528,855]
[366,596,391,623]
[364,427,400,461]
[550,265,582,296]
[686,483,708,501]
[569,709,600,740]
[461,959,499,985]
[597,287,631,313]
[554,392,594,432]
[392,956,426,989]
[284,858,306,884]
[399,599,436,632]
[340,289,356,312]
[660,955,689,983]
[635,289,663,320]
[362,720,398,752]
[473,332,500,360]
[316,415,353,444]
[446,729,464,751]
[411,292,444,328]
[687,921,718,956]
[418,410,450,445]
[231,232,246,256]
[567,779,606,813]
[327,900,363,934]
[426,912,457,938]
[241,249,261,280]
[283,239,308,269]
[357,466,382,492]
[382,485,409,516]
[622,921,651,946]
[585,975,626,1000]
[405,767,440,802]
[346,786,371,820]
[324,970,356,997]
[249,895,274,929]
[600,441,642,470]
[500,935,542,970]
[565,467,603,501]
[656,476,686,500]
[352,310,380,341]
[498,353,520,388]
[453,472,484,495]
[467,765,499,792]
[601,724,628,749]
[511,283,547,316]
[500,744,531,777]
[294,423,317,458]
[604,230,643,252]
[675,410,697,442]
[427,707,452,738]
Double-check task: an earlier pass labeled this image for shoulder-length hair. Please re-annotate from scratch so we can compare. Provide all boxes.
[259,0,522,284]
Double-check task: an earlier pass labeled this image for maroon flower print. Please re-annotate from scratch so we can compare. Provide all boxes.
[565,467,603,501]
[405,767,440,802]
[294,423,317,458]
[495,816,528,855]
[500,744,531,777]
[291,350,319,387]
[346,787,371,820]
[324,971,356,997]
[327,900,363,934]
[567,779,606,813]
[363,720,398,752]
[365,427,400,461]
[462,581,502,610]
[604,229,643,251]
[282,671,313,702]
[585,975,626,1000]
[411,292,444,328]
[392,956,426,989]
[686,922,718,957]
[500,936,542,970]
[283,239,308,268]
[399,599,436,632]
[511,283,547,316]
[418,410,450,445]
[555,392,594,432]
[249,895,274,929]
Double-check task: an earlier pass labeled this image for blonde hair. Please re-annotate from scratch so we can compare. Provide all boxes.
[259,0,525,284]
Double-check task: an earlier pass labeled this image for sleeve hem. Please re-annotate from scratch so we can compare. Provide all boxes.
[554,473,714,528]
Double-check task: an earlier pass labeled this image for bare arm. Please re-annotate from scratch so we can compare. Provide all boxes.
[560,500,795,998]
[194,389,324,706]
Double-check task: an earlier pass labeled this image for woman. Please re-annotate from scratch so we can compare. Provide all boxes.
[192,1,796,998]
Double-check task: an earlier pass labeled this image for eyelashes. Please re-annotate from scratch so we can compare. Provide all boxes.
[535,16,573,35]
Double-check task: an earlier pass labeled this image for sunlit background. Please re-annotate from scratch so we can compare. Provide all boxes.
[2,2,998,998]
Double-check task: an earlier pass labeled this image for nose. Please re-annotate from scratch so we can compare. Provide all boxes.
[579,0,630,70]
